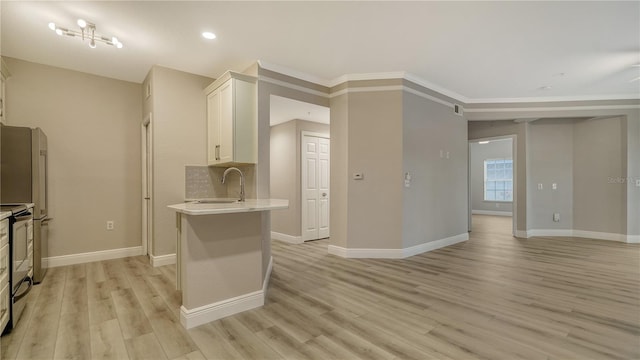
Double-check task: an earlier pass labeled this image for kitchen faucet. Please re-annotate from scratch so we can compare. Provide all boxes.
[222,167,245,202]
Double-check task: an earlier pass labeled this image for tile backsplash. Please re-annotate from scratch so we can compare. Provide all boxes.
[185,165,256,200]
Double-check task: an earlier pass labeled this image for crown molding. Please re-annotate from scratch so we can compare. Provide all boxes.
[257,60,639,106]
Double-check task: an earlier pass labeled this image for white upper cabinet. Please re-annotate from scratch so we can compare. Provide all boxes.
[205,71,257,166]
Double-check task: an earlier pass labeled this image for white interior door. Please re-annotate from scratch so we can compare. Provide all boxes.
[302,134,330,241]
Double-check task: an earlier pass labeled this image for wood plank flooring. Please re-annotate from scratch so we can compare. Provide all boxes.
[2,215,639,359]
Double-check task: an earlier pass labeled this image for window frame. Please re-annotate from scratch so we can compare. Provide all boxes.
[483,158,513,203]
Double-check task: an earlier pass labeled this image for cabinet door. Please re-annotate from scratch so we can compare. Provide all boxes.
[218,80,234,163]
[207,90,221,165]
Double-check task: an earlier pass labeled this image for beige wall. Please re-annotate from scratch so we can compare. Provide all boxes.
[270,119,329,237]
[626,117,640,236]
[144,66,212,256]
[329,94,349,248]
[348,91,404,249]
[528,119,575,230]
[3,57,142,256]
[470,139,513,213]
[573,117,625,234]
[402,91,468,247]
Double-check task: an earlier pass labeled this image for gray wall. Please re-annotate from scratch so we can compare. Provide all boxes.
[3,57,142,257]
[143,66,213,256]
[470,139,513,213]
[528,119,574,230]
[270,119,329,237]
[573,117,625,234]
[402,91,468,248]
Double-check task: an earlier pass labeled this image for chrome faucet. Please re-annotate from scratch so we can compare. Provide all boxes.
[222,167,245,202]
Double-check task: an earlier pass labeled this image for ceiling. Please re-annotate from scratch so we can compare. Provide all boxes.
[2,1,639,103]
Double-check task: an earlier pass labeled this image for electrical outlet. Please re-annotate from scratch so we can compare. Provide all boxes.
[552,183,557,190]
[106,221,114,230]
[636,179,640,187]
[553,213,560,222]
[538,183,543,190]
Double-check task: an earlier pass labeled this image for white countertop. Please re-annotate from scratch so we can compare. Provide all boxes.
[168,199,288,216]
[0,211,11,221]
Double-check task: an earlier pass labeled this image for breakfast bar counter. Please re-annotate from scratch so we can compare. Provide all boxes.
[168,199,288,329]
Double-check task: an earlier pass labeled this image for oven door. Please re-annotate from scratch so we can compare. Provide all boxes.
[12,213,32,293]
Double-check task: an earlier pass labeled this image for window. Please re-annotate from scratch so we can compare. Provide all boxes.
[484,159,513,202]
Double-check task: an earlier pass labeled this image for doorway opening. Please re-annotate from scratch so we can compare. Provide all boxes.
[468,136,516,236]
[269,95,330,244]
[141,113,153,257]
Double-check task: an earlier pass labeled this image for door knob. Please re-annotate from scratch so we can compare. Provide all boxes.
[322,193,327,197]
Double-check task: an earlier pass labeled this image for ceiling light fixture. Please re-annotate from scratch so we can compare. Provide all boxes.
[202,31,216,40]
[48,19,123,49]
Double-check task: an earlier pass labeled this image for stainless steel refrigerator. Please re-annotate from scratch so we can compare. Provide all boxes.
[1,125,49,283]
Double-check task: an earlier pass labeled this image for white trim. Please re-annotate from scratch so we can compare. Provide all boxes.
[258,60,639,104]
[465,94,640,104]
[45,246,143,268]
[150,253,176,267]
[271,231,303,244]
[180,290,264,329]
[465,105,640,113]
[258,60,332,88]
[472,210,513,216]
[329,85,455,109]
[514,230,529,238]
[402,233,469,258]
[517,229,637,243]
[328,233,469,259]
[259,75,329,98]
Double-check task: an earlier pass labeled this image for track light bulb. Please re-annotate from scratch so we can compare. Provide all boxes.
[55,28,63,36]
[48,22,56,31]
[116,42,123,49]
[77,19,87,28]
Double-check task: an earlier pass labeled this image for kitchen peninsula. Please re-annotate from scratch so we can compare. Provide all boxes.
[168,199,288,329]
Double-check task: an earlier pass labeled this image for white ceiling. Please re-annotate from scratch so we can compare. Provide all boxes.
[2,1,639,102]
[270,95,330,127]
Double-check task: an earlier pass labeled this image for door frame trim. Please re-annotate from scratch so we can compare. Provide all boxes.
[301,131,330,241]
[142,113,154,257]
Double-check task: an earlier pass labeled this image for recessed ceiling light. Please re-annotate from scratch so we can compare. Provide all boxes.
[202,32,216,40]
[479,141,490,144]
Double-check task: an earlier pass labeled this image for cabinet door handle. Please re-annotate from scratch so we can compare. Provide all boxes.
[215,145,220,160]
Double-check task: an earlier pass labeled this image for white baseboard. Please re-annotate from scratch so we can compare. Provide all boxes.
[514,230,529,238]
[403,233,469,258]
[46,246,143,268]
[328,232,469,259]
[180,290,264,329]
[271,231,303,244]
[627,235,640,244]
[472,210,513,217]
[179,256,273,330]
[150,253,176,267]
[520,229,637,243]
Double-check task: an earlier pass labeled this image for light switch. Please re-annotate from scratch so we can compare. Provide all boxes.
[552,183,557,190]
[353,173,364,180]
[538,183,543,190]
[553,213,560,222]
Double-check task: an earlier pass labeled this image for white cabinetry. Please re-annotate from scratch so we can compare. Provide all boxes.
[205,71,257,166]
[0,219,9,332]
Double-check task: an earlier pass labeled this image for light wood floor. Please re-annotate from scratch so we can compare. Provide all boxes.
[2,215,639,360]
